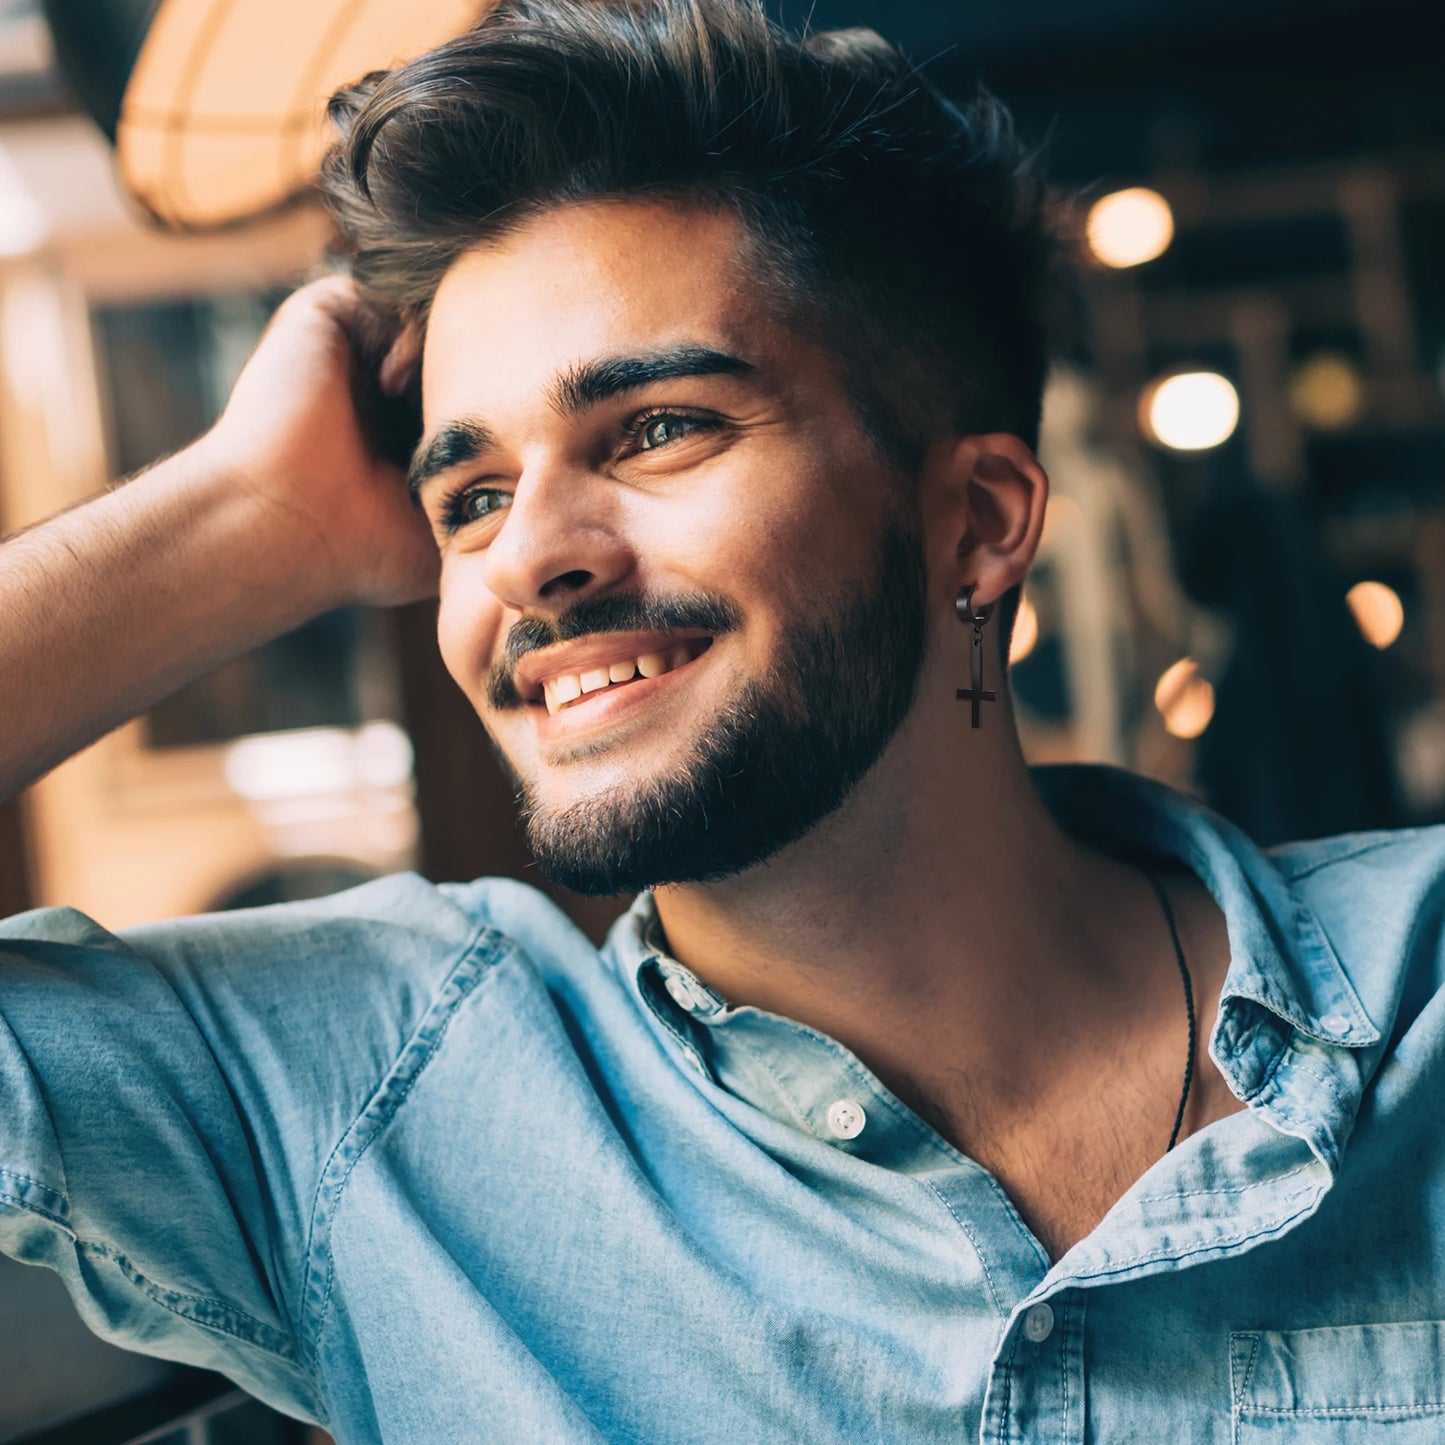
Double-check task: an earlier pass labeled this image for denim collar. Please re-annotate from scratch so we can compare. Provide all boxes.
[605,762,1381,1172]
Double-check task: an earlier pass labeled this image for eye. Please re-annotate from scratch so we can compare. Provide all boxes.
[624,409,716,452]
[436,482,510,535]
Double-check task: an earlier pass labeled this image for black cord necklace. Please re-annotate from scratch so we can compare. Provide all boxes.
[1137,864,1196,1153]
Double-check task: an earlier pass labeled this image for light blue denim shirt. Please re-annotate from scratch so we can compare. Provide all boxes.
[3,761,1444,1443]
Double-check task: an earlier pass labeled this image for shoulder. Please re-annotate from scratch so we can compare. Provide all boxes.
[1266,822,1445,1039]
[1266,823,1445,885]
[1,871,597,1040]
[1267,822,1445,930]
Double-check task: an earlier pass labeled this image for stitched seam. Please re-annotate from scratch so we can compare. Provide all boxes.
[297,921,505,1371]
[737,1047,831,1138]
[732,1029,1047,1293]
[1241,1404,1445,1417]
[995,1325,1020,1445]
[0,1187,69,1229]
[1277,838,1412,880]
[74,1237,297,1356]
[306,938,502,1365]
[1252,1030,1293,1097]
[1252,1062,1342,1163]
[1,1192,308,1375]
[740,1021,946,1156]
[1059,1295,1069,1444]
[636,962,711,1075]
[1133,1158,1318,1205]
[305,934,504,1362]
[1239,1334,1262,1404]
[650,1008,709,1076]
[0,1165,68,1209]
[1279,1053,1348,1114]
[821,1047,1054,1277]
[920,1180,1008,1318]
[0,1211,300,1360]
[1064,1191,1323,1282]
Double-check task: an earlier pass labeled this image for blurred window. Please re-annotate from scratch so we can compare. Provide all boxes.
[90,291,402,748]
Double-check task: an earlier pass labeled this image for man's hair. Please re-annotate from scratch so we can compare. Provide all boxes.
[319,0,1066,659]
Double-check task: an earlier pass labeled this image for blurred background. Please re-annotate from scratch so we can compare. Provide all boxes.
[0,0,1442,1439]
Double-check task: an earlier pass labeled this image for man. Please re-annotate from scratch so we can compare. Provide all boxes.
[2,1,1442,1440]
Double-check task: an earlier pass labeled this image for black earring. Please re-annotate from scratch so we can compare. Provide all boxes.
[955,584,996,729]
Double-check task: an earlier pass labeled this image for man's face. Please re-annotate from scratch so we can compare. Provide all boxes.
[415,198,932,894]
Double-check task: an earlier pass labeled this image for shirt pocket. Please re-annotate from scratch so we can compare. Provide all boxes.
[1230,1322,1445,1442]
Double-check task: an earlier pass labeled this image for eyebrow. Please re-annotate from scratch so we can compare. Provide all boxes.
[406,343,758,505]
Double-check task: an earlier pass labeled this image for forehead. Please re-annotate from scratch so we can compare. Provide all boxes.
[422,198,781,422]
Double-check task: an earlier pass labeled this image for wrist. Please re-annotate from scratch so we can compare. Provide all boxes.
[174,434,355,614]
[125,438,353,624]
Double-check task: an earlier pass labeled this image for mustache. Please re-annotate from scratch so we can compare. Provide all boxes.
[486,590,743,709]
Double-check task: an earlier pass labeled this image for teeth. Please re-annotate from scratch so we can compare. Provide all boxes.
[543,673,582,715]
[540,642,703,713]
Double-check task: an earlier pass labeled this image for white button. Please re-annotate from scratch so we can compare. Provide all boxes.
[825,1099,867,1139]
[1022,1303,1054,1343]
[664,975,696,1010]
[1321,1012,1353,1035]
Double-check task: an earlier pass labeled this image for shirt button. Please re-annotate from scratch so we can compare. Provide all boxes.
[825,1099,867,1139]
[664,975,696,1011]
[1321,1012,1353,1035]
[1023,1303,1055,1343]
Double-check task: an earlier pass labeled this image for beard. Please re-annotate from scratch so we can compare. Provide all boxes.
[489,508,931,897]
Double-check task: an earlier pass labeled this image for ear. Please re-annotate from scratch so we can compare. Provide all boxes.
[923,432,1049,609]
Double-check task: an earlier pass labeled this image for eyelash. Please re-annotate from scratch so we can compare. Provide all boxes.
[434,408,718,535]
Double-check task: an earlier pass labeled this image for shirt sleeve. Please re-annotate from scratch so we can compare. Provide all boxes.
[0,871,485,1426]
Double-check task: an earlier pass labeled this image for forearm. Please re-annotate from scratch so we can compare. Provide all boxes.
[0,445,342,803]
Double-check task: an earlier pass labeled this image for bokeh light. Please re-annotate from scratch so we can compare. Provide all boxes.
[0,145,47,258]
[1347,581,1405,649]
[1139,371,1240,451]
[1154,657,1216,739]
[1289,352,1365,430]
[1009,593,1039,664]
[1086,187,1175,268]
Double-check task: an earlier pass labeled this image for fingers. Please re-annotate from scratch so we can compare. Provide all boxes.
[303,273,420,397]
[286,275,418,397]
[379,321,422,399]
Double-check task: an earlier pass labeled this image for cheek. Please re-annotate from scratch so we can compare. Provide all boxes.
[645,443,858,582]
[435,563,503,694]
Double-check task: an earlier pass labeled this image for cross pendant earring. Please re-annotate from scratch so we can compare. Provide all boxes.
[955,584,996,728]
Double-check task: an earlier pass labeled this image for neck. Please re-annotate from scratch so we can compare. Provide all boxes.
[651,685,1178,1117]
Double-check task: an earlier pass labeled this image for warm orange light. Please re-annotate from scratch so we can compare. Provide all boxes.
[1347,581,1404,649]
[1139,371,1240,452]
[1289,353,1365,430]
[115,0,491,228]
[1009,593,1039,664]
[1154,657,1215,739]
[1086,187,1174,268]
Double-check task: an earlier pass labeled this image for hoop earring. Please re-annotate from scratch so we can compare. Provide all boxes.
[955,584,997,728]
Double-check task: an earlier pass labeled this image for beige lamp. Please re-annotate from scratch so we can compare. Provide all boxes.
[46,0,490,229]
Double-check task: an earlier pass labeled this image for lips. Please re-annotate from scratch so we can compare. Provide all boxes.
[513,630,715,712]
[542,639,709,715]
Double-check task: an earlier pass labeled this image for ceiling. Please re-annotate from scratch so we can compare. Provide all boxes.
[769,0,1436,62]
[770,0,1445,181]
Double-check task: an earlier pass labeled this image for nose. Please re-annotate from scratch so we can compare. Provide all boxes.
[478,458,634,611]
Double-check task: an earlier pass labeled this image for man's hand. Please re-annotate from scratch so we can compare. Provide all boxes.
[200,275,440,609]
[0,275,446,803]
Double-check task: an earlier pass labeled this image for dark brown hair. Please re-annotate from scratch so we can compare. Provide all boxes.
[319,0,1066,655]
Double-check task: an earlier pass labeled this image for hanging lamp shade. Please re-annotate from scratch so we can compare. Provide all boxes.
[41,0,489,229]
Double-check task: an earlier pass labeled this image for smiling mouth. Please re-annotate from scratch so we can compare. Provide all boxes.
[540,637,713,715]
